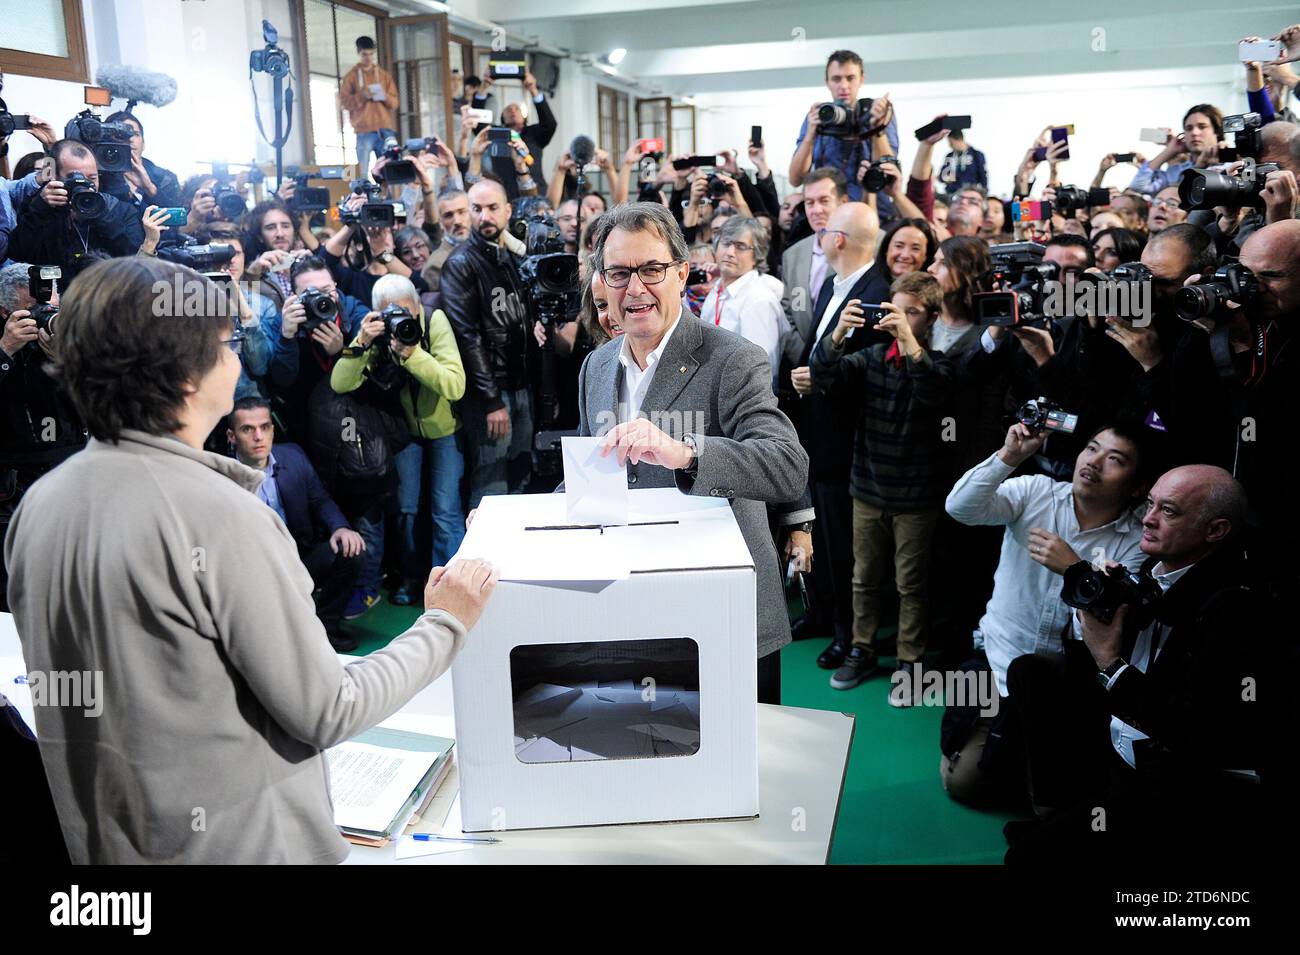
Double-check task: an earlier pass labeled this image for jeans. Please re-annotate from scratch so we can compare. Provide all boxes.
[461,388,534,509]
[353,508,386,593]
[395,432,466,576]
[355,128,397,170]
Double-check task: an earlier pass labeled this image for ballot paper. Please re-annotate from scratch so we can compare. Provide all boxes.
[562,436,629,525]
[368,82,386,102]
[513,681,701,763]
[326,742,437,834]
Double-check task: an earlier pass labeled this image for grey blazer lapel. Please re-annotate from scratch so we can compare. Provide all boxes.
[638,315,703,430]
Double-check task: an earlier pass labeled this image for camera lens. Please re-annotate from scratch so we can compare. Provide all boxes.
[817,103,848,126]
[70,189,107,220]
[216,191,247,220]
[1175,282,1231,322]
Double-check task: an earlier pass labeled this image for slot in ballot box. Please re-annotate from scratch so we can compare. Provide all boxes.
[451,488,759,832]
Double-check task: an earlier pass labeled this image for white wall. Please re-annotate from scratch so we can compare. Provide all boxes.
[695,64,1245,198]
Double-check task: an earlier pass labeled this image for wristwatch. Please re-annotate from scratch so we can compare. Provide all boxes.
[794,522,813,534]
[1097,658,1128,688]
[376,251,395,264]
[681,433,700,476]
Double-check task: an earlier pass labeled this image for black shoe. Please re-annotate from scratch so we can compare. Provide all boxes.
[790,615,830,641]
[888,659,921,707]
[829,646,878,690]
[816,639,851,670]
[328,631,359,653]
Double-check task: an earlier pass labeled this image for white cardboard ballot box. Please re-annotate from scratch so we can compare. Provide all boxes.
[450,488,759,832]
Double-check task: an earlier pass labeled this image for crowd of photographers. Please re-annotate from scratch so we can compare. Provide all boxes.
[2,27,1298,863]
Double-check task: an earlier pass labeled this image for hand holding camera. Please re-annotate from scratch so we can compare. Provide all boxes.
[40,179,69,208]
[1,309,39,356]
[871,300,921,354]
[280,294,307,339]
[831,299,867,346]
[354,311,385,348]
[997,420,1047,468]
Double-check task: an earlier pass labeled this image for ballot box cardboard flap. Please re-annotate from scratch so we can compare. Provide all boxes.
[451,488,759,831]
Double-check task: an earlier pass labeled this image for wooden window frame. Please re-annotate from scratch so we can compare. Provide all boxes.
[0,0,89,83]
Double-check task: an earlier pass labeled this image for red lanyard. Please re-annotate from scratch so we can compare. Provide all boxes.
[713,288,727,327]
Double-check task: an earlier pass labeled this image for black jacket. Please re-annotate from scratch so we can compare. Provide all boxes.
[261,442,351,552]
[10,188,144,274]
[1107,543,1285,787]
[0,345,86,462]
[100,157,182,212]
[441,230,529,412]
[477,95,558,197]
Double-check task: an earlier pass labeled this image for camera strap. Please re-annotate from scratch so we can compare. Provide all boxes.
[1208,323,1236,382]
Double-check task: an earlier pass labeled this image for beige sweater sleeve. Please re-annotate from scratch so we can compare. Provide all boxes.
[203,503,467,749]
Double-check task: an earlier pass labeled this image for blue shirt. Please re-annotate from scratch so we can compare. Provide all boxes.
[1128,159,1194,196]
[796,107,900,204]
[254,451,286,522]
[1,173,41,265]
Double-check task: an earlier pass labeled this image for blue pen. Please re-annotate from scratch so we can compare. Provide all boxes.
[411,833,499,844]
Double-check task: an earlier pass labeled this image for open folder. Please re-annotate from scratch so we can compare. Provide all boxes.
[327,724,455,846]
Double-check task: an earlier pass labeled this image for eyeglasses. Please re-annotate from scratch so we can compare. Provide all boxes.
[1151,198,1182,211]
[718,240,754,254]
[817,228,849,241]
[222,327,246,356]
[951,195,984,206]
[600,261,681,288]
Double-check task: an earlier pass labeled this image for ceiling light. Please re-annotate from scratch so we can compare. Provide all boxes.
[606,48,627,66]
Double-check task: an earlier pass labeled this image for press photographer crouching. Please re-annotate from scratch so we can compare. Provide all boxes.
[9,139,145,273]
[0,262,87,610]
[1004,465,1284,865]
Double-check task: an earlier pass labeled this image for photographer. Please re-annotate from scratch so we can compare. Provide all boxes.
[0,260,87,610]
[1147,186,1186,234]
[339,36,398,170]
[1135,219,1300,577]
[226,396,364,651]
[321,190,430,306]
[946,186,986,238]
[398,188,470,294]
[1,160,43,266]
[9,140,145,272]
[1129,105,1224,194]
[789,50,898,206]
[477,70,557,193]
[441,177,532,507]
[938,129,988,194]
[263,256,369,443]
[192,220,273,401]
[241,199,303,311]
[100,112,181,210]
[939,420,1151,805]
[1005,466,1280,865]
[332,275,466,607]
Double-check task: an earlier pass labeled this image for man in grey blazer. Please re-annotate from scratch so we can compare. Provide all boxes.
[779,168,849,371]
[577,203,809,704]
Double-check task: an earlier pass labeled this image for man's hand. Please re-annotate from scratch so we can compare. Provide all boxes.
[688,174,709,206]
[330,527,366,558]
[1076,603,1126,670]
[310,321,345,355]
[877,158,905,198]
[25,115,57,148]
[1026,528,1080,575]
[920,113,949,147]
[806,102,822,134]
[522,70,539,97]
[470,127,490,158]
[1261,168,1299,223]
[790,365,814,396]
[126,152,156,197]
[719,172,751,215]
[389,334,417,361]
[1,310,39,356]
[140,204,170,253]
[1011,325,1055,367]
[188,188,217,228]
[251,249,293,277]
[872,300,921,355]
[533,320,548,347]
[747,141,770,178]
[867,93,892,129]
[831,299,866,346]
[600,418,693,470]
[486,407,511,441]
[718,149,741,175]
[40,179,69,208]
[276,177,296,202]
[424,558,499,630]
[784,529,813,574]
[997,421,1046,467]
[1104,316,1163,372]
[280,295,307,339]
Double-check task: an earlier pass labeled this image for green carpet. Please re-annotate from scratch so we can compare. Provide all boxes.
[342,592,1018,864]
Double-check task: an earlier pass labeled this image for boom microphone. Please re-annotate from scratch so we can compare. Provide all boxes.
[570,134,596,168]
[95,64,179,111]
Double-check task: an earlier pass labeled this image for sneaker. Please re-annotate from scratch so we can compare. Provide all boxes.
[816,639,851,670]
[889,660,921,707]
[829,646,878,690]
[344,587,380,620]
[391,581,417,606]
[328,631,359,653]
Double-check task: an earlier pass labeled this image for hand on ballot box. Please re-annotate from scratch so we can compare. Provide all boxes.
[425,558,499,630]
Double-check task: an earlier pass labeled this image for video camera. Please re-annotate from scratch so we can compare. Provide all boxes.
[1061,561,1162,627]
[1017,396,1078,436]
[1175,262,1258,323]
[973,242,1054,329]
[377,137,418,185]
[64,109,135,173]
[338,180,398,228]
[1223,112,1263,161]
[285,165,343,214]
[817,98,880,141]
[1179,158,1279,211]
[155,233,236,278]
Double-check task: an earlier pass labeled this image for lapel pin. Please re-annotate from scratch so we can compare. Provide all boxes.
[679,365,687,373]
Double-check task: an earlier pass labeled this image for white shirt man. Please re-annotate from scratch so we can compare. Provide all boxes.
[702,269,783,373]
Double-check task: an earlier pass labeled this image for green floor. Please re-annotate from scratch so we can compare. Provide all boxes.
[342,595,1017,864]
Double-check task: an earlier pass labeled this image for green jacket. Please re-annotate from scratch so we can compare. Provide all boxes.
[330,309,466,440]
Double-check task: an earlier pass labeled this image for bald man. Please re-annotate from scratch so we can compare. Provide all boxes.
[1007,464,1283,865]
[441,177,534,506]
[787,201,894,663]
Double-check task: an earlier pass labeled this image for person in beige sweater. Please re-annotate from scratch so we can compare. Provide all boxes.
[3,257,497,864]
[339,35,399,172]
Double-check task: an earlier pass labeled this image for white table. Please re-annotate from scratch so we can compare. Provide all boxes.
[2,614,854,865]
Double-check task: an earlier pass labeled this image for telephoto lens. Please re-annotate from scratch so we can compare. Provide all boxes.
[1060,561,1162,627]
[1174,263,1258,322]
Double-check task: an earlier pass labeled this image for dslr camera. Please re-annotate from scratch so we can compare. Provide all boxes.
[249,20,291,77]
[973,242,1053,329]
[704,172,730,202]
[1017,396,1078,436]
[1061,561,1162,627]
[1223,112,1263,160]
[62,172,107,220]
[1175,262,1258,323]
[63,109,135,173]
[817,98,878,141]
[297,287,338,335]
[377,303,422,348]
[1178,158,1279,211]
[1052,185,1112,215]
[860,157,898,194]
